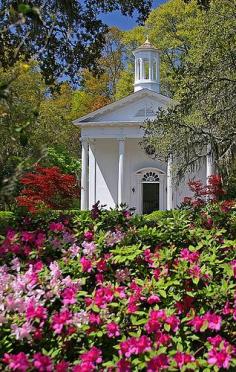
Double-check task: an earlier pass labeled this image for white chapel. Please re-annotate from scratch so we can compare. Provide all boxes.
[73,40,213,214]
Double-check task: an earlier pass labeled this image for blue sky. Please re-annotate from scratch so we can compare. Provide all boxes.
[99,0,167,30]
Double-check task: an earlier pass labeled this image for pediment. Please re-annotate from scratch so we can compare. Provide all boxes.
[73,89,173,126]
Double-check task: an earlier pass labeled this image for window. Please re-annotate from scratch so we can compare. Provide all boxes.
[142,171,159,183]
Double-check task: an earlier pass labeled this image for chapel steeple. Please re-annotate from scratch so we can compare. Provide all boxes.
[133,38,160,93]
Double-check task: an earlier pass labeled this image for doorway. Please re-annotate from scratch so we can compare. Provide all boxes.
[142,182,159,214]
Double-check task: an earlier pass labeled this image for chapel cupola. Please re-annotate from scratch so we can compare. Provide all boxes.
[133,38,160,93]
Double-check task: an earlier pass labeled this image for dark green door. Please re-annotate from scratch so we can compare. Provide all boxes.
[143,183,159,214]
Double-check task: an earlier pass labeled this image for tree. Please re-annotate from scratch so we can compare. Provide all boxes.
[16,165,80,213]
[142,0,236,184]
[71,28,126,118]
[0,1,152,85]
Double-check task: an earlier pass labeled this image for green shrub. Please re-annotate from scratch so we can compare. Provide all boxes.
[0,211,14,234]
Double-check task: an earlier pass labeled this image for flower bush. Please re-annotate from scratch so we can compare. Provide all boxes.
[16,165,80,213]
[0,200,236,371]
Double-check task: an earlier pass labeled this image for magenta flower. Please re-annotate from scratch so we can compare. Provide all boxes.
[106,322,120,338]
[26,302,47,321]
[208,348,231,369]
[84,230,94,241]
[165,314,180,332]
[3,352,30,372]
[73,361,95,372]
[119,336,151,357]
[96,259,107,272]
[51,309,72,334]
[188,312,222,332]
[80,346,102,364]
[61,287,77,305]
[174,352,195,368]
[147,294,160,304]
[155,331,171,347]
[21,231,34,242]
[49,222,65,232]
[180,248,200,263]
[206,312,222,331]
[89,312,101,325]
[55,360,70,372]
[207,335,225,347]
[117,359,132,372]
[147,354,169,371]
[33,353,53,371]
[80,257,92,273]
[145,310,166,334]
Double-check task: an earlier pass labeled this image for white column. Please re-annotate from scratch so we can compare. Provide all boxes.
[167,154,173,210]
[89,139,96,208]
[118,138,125,206]
[140,59,144,80]
[81,138,89,210]
[206,143,214,184]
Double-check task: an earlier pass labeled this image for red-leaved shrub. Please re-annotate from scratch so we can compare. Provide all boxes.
[16,165,80,212]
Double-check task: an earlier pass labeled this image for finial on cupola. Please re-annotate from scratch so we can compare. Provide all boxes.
[133,37,161,93]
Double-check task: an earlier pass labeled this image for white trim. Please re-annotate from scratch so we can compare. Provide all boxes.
[73,89,174,125]
[134,167,166,213]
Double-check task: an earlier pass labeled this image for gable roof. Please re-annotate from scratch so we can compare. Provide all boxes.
[73,89,174,126]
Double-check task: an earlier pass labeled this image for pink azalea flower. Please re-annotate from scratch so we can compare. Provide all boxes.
[208,348,232,369]
[21,231,34,242]
[80,257,92,272]
[49,222,64,232]
[96,259,107,272]
[80,346,102,364]
[51,309,72,334]
[94,286,114,308]
[73,362,95,372]
[155,332,172,347]
[33,353,53,371]
[153,268,161,280]
[145,310,166,334]
[11,322,33,340]
[89,312,101,325]
[180,248,200,263]
[26,302,47,321]
[206,312,222,331]
[82,241,96,256]
[95,273,104,284]
[119,336,151,357]
[3,352,30,372]
[55,360,70,372]
[61,286,77,305]
[147,354,169,371]
[165,314,180,332]
[117,359,132,372]
[84,230,94,241]
[106,322,120,338]
[147,294,160,304]
[174,352,195,368]
[207,335,225,347]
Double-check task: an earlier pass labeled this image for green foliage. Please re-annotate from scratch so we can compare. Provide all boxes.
[0,211,15,234]
[0,1,152,84]
[43,147,81,175]
[142,0,236,182]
